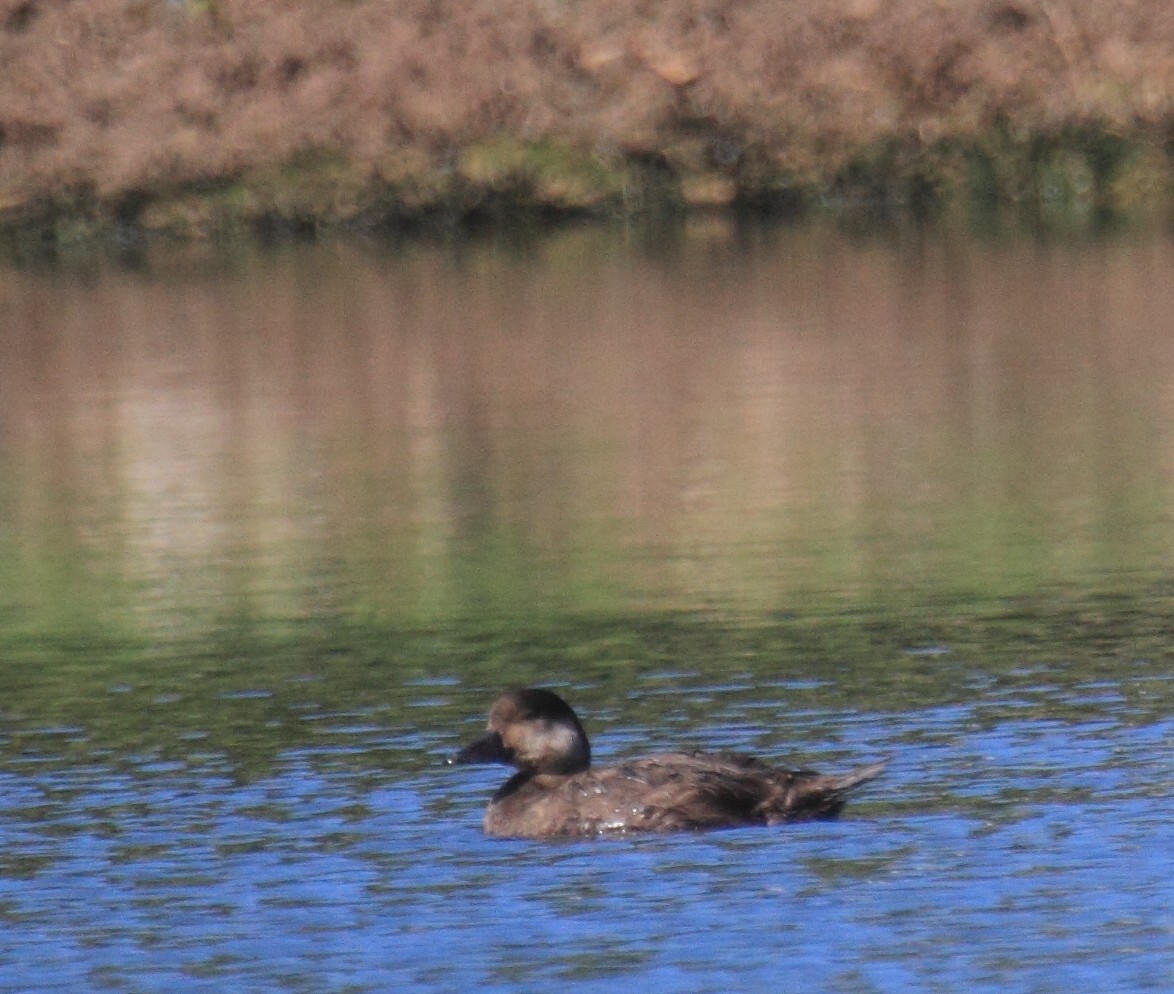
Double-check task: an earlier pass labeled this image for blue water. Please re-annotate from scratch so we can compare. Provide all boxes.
[2,698,1169,994]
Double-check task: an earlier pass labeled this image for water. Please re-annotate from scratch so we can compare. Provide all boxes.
[2,693,1170,992]
[0,220,1172,992]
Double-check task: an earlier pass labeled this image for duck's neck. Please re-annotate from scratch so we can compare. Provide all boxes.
[492,768,536,802]
[493,766,583,802]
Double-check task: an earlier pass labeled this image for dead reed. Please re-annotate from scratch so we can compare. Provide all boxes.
[1,0,1171,236]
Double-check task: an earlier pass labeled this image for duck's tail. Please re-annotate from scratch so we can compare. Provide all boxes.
[828,760,888,794]
[770,760,888,823]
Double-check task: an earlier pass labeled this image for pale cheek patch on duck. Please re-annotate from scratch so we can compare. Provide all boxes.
[509,720,587,773]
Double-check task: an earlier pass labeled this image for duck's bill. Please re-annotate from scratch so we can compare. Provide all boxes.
[448,730,510,765]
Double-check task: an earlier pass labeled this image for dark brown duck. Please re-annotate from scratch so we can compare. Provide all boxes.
[449,688,886,839]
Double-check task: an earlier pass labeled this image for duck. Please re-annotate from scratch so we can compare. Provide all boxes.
[449,688,886,839]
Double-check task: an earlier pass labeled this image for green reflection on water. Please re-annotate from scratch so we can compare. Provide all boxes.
[0,592,1170,777]
[0,224,1172,772]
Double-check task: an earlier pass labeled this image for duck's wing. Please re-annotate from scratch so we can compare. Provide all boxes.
[585,754,887,830]
[489,755,887,837]
[573,753,787,832]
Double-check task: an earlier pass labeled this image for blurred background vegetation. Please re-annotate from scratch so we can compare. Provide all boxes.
[1,0,1172,240]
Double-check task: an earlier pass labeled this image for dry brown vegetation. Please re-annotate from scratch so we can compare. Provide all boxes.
[1,0,1173,236]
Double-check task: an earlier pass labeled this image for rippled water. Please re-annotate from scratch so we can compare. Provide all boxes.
[3,684,1170,993]
[0,221,1172,992]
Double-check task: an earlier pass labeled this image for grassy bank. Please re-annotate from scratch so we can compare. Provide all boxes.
[2,0,1172,242]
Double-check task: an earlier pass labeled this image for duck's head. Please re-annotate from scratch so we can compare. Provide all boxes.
[449,688,591,775]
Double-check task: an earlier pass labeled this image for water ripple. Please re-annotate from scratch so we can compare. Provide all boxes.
[1,702,1170,993]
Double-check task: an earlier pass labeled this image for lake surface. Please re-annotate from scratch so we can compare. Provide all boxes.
[0,220,1171,992]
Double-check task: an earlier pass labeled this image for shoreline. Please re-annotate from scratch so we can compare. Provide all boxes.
[4,130,1169,252]
[2,0,1171,246]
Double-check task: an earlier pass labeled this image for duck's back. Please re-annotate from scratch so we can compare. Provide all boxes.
[484,752,884,838]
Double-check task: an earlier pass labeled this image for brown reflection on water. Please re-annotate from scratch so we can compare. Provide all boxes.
[1,225,1172,632]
